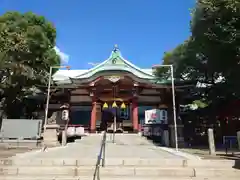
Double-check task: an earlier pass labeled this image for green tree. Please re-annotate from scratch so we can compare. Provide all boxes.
[155,0,240,106]
[155,39,199,81]
[191,0,240,103]
[0,12,60,118]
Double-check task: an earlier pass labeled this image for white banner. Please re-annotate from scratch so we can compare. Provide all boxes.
[145,109,168,124]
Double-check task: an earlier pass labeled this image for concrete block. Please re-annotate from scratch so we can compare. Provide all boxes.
[19,167,73,176]
[208,128,216,155]
[62,159,78,166]
[195,168,240,178]
[0,167,18,175]
[0,177,239,180]
[51,159,65,166]
[9,158,98,166]
[163,130,169,146]
[134,167,195,177]
[16,167,95,176]
[0,167,91,176]
[100,167,135,176]
[105,159,124,166]
[43,128,58,146]
[0,159,12,166]
[187,160,236,168]
[0,175,240,180]
[237,131,240,150]
[77,158,96,166]
[40,159,55,166]
[122,159,184,167]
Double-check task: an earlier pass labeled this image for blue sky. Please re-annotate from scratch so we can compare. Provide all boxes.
[1,0,195,69]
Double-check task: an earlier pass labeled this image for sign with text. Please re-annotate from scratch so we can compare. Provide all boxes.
[145,109,168,124]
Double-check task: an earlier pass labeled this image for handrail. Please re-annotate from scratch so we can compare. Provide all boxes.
[93,131,107,180]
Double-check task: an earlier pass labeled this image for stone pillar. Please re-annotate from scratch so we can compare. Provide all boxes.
[61,130,67,146]
[90,101,97,133]
[162,130,170,147]
[237,131,240,150]
[169,124,185,148]
[43,109,60,147]
[132,99,139,133]
[208,128,216,155]
[43,124,59,147]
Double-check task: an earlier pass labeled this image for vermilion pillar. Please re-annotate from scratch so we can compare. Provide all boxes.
[132,99,139,133]
[90,102,97,133]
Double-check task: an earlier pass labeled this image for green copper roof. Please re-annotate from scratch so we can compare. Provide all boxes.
[73,45,156,80]
[53,45,186,86]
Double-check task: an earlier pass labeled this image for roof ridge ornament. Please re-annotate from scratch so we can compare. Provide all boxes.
[113,44,119,52]
[111,44,121,64]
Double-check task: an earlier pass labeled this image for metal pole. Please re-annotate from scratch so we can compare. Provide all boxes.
[170,65,178,151]
[112,110,116,143]
[43,66,52,133]
[112,85,117,143]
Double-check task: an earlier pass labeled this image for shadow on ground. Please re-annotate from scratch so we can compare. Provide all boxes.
[141,136,240,162]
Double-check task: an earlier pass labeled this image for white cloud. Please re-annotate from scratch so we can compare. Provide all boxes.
[54,46,69,64]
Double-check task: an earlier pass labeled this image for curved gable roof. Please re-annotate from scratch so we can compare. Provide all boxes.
[73,45,155,80]
[53,46,186,86]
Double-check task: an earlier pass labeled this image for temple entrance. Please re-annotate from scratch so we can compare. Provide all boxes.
[98,101,132,133]
[100,108,113,132]
[87,72,140,133]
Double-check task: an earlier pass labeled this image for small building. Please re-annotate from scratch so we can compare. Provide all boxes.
[47,46,189,146]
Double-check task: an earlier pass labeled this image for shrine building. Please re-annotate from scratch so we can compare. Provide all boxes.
[48,45,187,145]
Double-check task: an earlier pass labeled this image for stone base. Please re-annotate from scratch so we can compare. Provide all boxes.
[89,129,96,133]
[237,131,240,150]
[169,125,185,148]
[61,130,67,146]
[133,129,139,133]
[162,130,170,147]
[43,125,59,146]
[177,137,185,148]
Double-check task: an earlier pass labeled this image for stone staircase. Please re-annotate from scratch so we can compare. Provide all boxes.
[0,134,239,180]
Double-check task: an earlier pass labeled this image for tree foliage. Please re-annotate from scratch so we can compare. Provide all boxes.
[0,12,60,118]
[155,0,240,106]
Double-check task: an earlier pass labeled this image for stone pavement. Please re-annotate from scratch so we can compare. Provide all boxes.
[11,134,186,159]
[105,134,185,159]
[0,133,239,179]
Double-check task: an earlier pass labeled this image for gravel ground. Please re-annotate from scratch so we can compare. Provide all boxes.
[180,148,240,160]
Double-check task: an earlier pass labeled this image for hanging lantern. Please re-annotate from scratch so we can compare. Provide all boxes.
[112,101,118,108]
[103,102,108,109]
[120,102,126,109]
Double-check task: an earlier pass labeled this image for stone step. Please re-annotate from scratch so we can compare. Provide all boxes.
[3,158,239,168]
[0,166,239,177]
[0,177,240,180]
